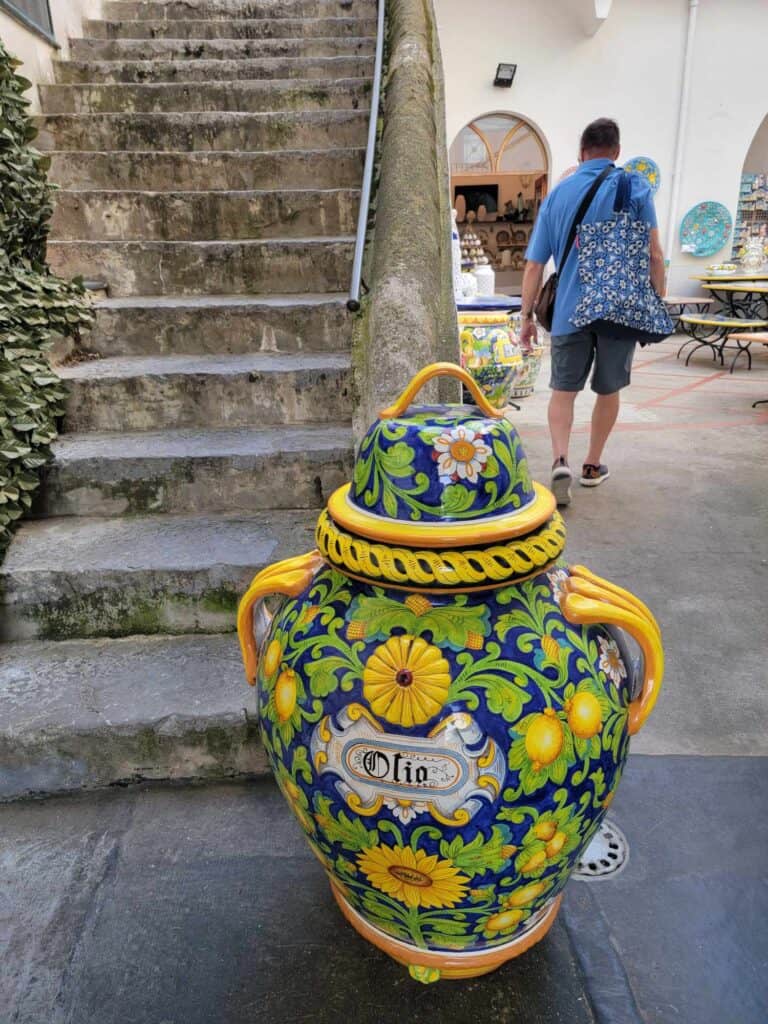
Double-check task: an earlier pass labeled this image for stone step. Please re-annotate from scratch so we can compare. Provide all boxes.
[83,16,377,39]
[102,0,376,19]
[0,634,266,800]
[0,509,318,640]
[46,236,354,296]
[69,33,375,61]
[39,78,371,115]
[48,148,364,190]
[56,351,351,431]
[51,188,360,241]
[37,423,353,517]
[53,54,373,83]
[36,109,368,152]
[79,293,350,356]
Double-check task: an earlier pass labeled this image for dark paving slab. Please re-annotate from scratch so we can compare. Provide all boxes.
[2,755,766,1023]
[1,780,593,1024]
[575,754,768,1024]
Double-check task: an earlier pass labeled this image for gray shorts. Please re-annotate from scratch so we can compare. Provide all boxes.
[550,329,636,395]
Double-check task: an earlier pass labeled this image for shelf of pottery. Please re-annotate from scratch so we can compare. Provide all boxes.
[460,220,532,273]
[732,173,768,258]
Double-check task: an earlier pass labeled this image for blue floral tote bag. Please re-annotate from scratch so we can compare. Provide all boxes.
[571,172,673,344]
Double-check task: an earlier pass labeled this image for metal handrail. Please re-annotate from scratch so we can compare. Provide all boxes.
[347,0,386,313]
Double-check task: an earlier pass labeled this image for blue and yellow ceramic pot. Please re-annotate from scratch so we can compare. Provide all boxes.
[238,363,663,983]
[458,302,522,409]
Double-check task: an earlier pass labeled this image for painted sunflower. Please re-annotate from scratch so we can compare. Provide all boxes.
[357,843,470,909]
[362,635,451,727]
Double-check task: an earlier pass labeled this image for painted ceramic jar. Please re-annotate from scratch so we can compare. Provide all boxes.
[508,311,544,399]
[741,237,766,271]
[238,363,663,983]
[458,302,522,409]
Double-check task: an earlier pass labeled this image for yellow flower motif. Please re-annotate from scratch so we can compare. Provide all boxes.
[357,844,470,909]
[362,635,451,727]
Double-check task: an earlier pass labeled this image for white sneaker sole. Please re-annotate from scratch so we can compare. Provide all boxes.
[551,470,572,506]
[579,472,610,487]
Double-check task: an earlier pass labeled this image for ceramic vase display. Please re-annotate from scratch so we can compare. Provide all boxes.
[473,262,495,297]
[451,209,464,301]
[507,312,544,399]
[459,273,478,300]
[457,302,523,409]
[740,237,766,271]
[238,363,664,984]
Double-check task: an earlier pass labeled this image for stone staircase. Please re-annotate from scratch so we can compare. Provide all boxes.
[0,0,374,800]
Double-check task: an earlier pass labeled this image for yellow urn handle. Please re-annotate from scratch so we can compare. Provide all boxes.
[559,565,664,736]
[237,550,323,686]
[378,361,504,420]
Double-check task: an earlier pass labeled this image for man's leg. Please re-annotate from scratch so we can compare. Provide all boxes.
[580,337,636,486]
[585,391,620,465]
[547,331,594,505]
[548,389,578,462]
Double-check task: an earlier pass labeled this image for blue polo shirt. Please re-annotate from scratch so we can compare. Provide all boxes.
[526,158,658,336]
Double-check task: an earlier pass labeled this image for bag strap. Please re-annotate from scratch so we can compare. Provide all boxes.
[557,164,614,276]
[613,170,632,213]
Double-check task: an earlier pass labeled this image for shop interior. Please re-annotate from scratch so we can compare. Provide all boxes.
[449,113,549,293]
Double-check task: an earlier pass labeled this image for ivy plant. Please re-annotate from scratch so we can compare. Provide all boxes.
[0,40,94,558]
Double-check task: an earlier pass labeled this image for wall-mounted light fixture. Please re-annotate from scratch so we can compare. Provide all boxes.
[494,63,517,87]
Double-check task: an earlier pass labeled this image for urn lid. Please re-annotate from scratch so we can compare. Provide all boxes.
[319,365,562,579]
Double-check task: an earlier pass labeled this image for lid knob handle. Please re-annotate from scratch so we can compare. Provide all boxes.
[378,361,504,420]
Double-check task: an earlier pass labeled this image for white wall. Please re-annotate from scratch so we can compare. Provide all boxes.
[436,0,768,294]
[0,0,101,111]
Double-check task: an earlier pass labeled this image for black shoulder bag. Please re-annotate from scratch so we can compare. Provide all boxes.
[534,165,613,332]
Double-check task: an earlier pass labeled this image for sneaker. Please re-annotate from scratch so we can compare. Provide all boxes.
[551,457,572,506]
[580,463,610,487]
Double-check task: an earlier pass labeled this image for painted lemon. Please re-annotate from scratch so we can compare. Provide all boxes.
[485,909,524,933]
[532,820,557,842]
[262,639,283,677]
[568,692,602,739]
[274,668,297,722]
[525,712,564,767]
[545,831,567,859]
[507,881,546,908]
[520,849,547,874]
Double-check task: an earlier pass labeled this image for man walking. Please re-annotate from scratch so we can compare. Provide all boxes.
[519,118,666,506]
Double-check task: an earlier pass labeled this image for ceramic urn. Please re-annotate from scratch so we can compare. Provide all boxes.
[238,363,664,983]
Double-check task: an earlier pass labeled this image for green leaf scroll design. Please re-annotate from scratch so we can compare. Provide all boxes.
[347,591,491,651]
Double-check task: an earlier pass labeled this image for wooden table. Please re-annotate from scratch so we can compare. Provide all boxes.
[692,272,768,282]
[664,295,715,329]
[701,282,768,319]
[677,314,768,371]
[728,332,768,405]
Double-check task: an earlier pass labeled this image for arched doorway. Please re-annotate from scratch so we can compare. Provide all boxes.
[732,113,768,259]
[450,113,549,290]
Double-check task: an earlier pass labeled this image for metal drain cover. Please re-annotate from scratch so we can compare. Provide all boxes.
[573,820,629,880]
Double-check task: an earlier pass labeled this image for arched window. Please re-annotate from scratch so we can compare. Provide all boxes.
[449,114,548,175]
[450,114,550,282]
[733,113,768,258]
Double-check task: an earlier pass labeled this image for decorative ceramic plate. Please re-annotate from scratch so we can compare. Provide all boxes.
[624,156,661,194]
[680,202,733,257]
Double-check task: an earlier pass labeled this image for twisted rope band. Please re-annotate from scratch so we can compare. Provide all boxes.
[316,509,566,590]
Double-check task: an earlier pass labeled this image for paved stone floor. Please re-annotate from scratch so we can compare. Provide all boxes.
[2,335,767,1023]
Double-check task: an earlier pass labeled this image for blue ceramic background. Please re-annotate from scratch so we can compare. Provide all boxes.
[350,405,536,523]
